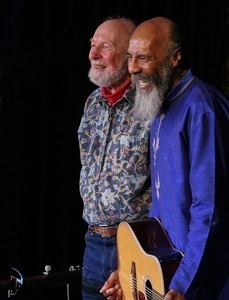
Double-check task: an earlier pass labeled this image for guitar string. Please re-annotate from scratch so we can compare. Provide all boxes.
[132,277,164,300]
[125,273,164,300]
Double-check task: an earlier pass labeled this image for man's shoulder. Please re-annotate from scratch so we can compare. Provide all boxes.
[88,87,102,98]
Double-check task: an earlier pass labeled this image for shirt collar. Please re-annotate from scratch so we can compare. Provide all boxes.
[102,79,131,105]
[165,69,195,103]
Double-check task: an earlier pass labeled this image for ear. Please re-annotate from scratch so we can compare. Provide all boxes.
[171,48,181,67]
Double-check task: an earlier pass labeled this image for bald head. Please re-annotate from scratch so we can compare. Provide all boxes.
[129,17,177,56]
[128,16,189,122]
[137,16,175,31]
[94,18,137,53]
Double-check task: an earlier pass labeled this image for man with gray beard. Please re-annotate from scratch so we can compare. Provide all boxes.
[132,73,165,122]
[101,16,229,300]
[131,51,174,123]
[78,16,152,300]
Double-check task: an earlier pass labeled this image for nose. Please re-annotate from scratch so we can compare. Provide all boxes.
[89,46,101,60]
[128,59,141,75]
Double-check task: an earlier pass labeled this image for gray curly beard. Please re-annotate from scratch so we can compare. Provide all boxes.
[133,85,163,123]
[131,61,173,123]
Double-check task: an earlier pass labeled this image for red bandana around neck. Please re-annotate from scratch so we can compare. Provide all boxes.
[101,79,131,105]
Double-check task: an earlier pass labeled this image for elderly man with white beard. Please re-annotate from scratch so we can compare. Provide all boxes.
[101,16,229,300]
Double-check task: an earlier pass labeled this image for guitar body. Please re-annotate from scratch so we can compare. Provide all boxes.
[117,218,183,300]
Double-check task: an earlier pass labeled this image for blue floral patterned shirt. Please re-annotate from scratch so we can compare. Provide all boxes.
[78,84,151,225]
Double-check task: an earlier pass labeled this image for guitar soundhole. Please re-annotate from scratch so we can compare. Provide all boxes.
[146,279,153,300]
[138,279,153,300]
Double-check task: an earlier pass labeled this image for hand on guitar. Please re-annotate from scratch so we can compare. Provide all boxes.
[100,270,123,300]
[99,270,186,300]
[164,289,186,300]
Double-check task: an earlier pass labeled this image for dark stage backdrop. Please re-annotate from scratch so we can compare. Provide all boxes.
[0,1,228,299]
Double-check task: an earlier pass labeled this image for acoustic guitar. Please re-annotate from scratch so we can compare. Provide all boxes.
[117,218,183,300]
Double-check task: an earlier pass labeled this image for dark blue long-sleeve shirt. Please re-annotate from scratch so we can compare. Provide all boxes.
[149,69,229,298]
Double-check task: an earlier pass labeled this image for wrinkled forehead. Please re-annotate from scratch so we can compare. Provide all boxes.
[128,37,155,54]
[128,22,169,52]
[128,33,162,55]
[93,19,130,41]
[93,23,117,41]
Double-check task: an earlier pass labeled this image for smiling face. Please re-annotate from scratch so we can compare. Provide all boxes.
[127,17,176,91]
[88,19,136,92]
[127,17,182,122]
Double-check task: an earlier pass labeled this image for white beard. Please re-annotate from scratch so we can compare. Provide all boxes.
[88,60,129,87]
[132,60,173,123]
[133,86,163,123]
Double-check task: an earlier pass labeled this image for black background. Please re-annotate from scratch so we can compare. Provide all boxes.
[0,1,228,299]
